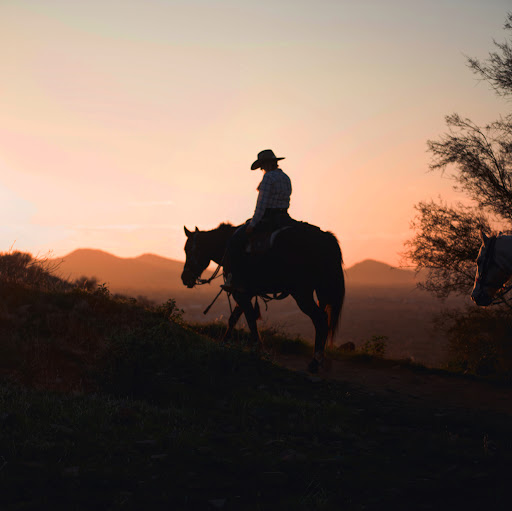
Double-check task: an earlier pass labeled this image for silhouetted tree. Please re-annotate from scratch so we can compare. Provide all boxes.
[467,14,512,97]
[406,201,490,297]
[405,13,512,298]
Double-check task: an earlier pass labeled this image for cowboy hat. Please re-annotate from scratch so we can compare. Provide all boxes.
[251,149,285,170]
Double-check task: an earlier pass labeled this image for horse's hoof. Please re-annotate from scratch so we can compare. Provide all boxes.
[308,358,320,373]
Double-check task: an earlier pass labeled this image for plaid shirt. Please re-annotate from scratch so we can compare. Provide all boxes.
[249,168,292,227]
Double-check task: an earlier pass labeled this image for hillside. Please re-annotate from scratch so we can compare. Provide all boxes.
[346,259,421,286]
[54,248,205,292]
[1,255,511,510]
[52,249,464,367]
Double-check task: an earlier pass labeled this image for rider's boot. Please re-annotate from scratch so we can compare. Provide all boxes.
[221,273,247,294]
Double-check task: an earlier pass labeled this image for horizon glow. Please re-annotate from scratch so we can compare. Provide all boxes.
[1,0,510,267]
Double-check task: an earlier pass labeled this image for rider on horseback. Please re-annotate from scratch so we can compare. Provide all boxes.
[222,149,292,293]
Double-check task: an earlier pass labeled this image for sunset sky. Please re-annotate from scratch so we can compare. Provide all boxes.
[1,0,510,267]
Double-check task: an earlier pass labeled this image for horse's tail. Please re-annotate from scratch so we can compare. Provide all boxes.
[317,232,345,347]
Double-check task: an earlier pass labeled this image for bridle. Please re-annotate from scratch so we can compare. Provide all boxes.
[475,236,512,305]
[184,231,224,286]
[183,230,228,315]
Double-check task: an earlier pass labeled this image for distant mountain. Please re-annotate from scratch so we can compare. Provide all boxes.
[345,259,419,286]
[54,248,195,292]
[49,249,457,368]
[54,250,421,293]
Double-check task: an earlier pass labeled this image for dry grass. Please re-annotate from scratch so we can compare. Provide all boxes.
[2,250,512,509]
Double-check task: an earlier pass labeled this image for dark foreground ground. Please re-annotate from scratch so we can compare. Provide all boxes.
[2,337,512,510]
[1,277,511,510]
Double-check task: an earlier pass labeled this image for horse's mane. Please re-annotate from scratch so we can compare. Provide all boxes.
[201,222,239,235]
[217,222,234,230]
[213,222,239,234]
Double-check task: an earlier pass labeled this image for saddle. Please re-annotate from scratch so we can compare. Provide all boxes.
[245,226,292,255]
[244,217,320,256]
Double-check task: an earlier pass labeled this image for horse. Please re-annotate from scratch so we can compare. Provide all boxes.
[471,230,512,306]
[181,222,345,372]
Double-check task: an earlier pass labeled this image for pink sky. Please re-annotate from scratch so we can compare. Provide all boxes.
[1,0,510,267]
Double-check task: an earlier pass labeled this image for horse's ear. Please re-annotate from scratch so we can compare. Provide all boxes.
[480,229,489,243]
[195,226,199,233]
[184,226,192,238]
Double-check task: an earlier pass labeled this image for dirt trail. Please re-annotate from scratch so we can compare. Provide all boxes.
[274,354,512,416]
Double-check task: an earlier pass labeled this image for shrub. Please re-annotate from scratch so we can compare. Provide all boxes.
[0,250,187,391]
[0,251,69,291]
[360,335,388,358]
[440,307,512,378]
[156,298,184,323]
[73,275,99,291]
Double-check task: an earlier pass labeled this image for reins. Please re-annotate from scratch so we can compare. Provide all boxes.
[198,262,226,315]
[203,287,225,315]
[196,261,223,285]
[196,258,226,315]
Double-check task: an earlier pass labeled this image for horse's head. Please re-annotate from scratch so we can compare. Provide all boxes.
[471,231,510,306]
[181,226,211,288]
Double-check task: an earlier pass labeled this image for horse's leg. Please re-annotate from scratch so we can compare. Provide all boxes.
[292,290,328,373]
[232,292,262,349]
[223,305,243,342]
